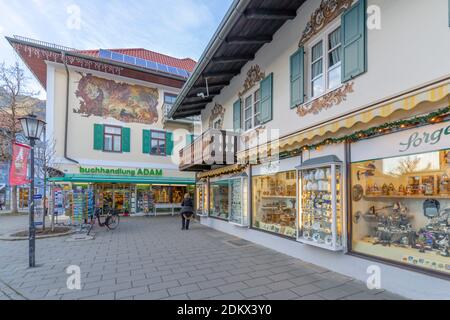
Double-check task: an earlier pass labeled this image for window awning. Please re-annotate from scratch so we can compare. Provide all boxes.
[239,79,450,162]
[197,164,247,179]
[48,175,195,185]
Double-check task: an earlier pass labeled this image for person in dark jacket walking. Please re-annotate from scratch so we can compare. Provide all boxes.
[180,193,194,230]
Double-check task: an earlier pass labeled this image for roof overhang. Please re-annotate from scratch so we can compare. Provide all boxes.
[6,36,189,90]
[169,0,307,119]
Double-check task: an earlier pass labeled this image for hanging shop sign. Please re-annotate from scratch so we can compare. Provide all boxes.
[9,143,31,186]
[352,121,450,162]
[79,167,163,177]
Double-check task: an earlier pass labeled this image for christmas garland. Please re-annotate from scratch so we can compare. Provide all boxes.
[280,106,450,157]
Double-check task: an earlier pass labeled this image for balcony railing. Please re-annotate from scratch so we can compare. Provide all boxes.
[162,104,200,124]
[179,129,239,172]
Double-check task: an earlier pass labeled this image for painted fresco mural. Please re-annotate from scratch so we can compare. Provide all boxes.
[73,73,159,125]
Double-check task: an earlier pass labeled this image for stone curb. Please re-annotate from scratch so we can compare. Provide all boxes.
[0,230,77,241]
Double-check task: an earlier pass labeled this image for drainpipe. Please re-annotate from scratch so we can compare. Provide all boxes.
[62,51,79,164]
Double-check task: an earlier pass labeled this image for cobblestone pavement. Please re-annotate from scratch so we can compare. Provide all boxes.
[0,216,405,300]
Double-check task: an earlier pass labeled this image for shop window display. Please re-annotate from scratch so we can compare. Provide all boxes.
[252,171,297,238]
[229,174,249,226]
[297,157,343,251]
[351,149,450,275]
[210,180,230,220]
[196,180,208,216]
[136,185,154,213]
[153,186,171,203]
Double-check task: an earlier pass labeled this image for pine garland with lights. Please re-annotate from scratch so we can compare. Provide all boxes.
[286,106,450,155]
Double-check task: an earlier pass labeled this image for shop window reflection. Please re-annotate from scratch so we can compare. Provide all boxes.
[351,149,450,275]
[252,171,297,238]
[209,180,230,220]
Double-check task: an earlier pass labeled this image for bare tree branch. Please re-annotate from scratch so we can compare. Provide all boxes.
[0,61,43,213]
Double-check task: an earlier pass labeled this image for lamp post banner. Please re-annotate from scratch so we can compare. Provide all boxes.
[9,142,31,186]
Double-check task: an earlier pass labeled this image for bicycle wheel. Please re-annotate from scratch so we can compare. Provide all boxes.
[106,214,120,230]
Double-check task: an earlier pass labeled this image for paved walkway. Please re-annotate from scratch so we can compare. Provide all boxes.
[0,216,404,300]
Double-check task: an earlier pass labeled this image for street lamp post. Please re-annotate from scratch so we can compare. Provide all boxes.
[19,114,46,268]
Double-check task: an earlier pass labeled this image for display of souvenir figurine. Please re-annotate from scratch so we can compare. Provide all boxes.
[388,183,396,195]
[369,202,415,247]
[406,185,413,195]
[382,184,389,195]
[439,173,449,194]
[352,185,364,202]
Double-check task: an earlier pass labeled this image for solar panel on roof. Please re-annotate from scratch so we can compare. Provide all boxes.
[111,52,124,62]
[123,55,136,65]
[167,66,178,74]
[179,69,189,78]
[146,60,157,70]
[136,58,147,68]
[98,49,190,78]
[99,49,112,59]
[157,63,168,73]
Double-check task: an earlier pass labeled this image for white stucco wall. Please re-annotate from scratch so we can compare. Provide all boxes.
[201,0,450,143]
[46,62,195,178]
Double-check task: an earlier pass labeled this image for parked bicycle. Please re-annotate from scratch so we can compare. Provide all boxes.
[87,206,120,235]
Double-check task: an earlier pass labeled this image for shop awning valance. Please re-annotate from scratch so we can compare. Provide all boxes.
[197,164,247,179]
[48,174,195,185]
[239,79,450,162]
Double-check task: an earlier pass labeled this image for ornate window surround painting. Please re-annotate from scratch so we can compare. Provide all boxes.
[239,65,266,98]
[209,103,226,130]
[296,0,355,117]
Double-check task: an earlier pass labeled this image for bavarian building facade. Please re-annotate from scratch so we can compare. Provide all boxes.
[170,0,450,299]
[8,36,199,218]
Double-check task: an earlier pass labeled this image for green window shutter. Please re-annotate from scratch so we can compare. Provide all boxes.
[260,73,273,124]
[290,47,305,108]
[233,99,241,132]
[142,130,150,154]
[341,0,367,82]
[93,124,104,150]
[122,127,131,153]
[166,132,174,156]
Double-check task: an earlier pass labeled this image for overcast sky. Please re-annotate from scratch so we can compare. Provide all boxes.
[0,0,233,99]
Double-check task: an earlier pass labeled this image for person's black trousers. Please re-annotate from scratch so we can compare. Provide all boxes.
[182,214,192,230]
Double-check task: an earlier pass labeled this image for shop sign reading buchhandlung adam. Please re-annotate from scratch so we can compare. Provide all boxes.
[79,167,163,177]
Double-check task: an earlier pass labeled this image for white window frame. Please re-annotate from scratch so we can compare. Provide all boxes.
[307,20,342,101]
[242,88,261,133]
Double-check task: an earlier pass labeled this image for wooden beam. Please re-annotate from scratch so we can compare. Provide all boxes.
[244,8,297,20]
[202,70,240,78]
[174,108,203,117]
[182,99,212,107]
[225,35,273,45]
[187,91,220,99]
[192,82,229,89]
[212,55,254,64]
[174,110,202,119]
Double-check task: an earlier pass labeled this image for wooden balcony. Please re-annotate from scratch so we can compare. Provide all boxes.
[179,129,239,172]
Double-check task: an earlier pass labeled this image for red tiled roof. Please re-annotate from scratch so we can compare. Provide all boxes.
[8,36,191,90]
[78,48,197,72]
